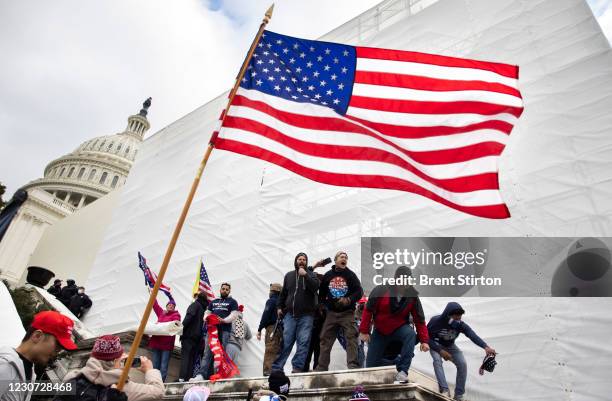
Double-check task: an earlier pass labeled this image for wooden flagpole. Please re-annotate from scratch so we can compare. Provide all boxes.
[116,3,275,389]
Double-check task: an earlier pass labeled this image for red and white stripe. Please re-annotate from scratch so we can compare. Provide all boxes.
[199,282,215,303]
[215,47,523,219]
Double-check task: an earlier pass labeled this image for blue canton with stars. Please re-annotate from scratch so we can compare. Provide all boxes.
[240,30,356,115]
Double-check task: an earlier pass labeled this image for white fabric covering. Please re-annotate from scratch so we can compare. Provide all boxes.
[0,281,25,348]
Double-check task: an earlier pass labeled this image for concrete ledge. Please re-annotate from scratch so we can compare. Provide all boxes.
[165,367,449,401]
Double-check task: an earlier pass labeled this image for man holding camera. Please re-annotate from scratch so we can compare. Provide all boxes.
[315,251,363,371]
[272,252,320,373]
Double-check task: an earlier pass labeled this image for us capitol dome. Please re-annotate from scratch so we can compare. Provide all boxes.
[0,98,153,284]
[21,98,152,210]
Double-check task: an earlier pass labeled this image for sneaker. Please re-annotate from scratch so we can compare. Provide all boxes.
[454,395,467,401]
[394,370,410,383]
[291,367,303,374]
[189,374,204,382]
[178,379,185,383]
[440,390,451,398]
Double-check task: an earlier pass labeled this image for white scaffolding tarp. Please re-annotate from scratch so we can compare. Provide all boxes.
[84,0,612,399]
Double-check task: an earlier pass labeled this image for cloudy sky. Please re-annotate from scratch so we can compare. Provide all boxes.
[1,0,611,198]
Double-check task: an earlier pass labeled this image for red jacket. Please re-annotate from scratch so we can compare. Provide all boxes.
[148,300,181,351]
[359,287,429,343]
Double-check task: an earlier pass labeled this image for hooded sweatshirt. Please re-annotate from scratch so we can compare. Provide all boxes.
[149,300,182,351]
[0,347,36,401]
[63,357,164,401]
[277,252,320,317]
[319,265,363,312]
[427,301,487,352]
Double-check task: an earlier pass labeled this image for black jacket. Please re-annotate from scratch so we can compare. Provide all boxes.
[47,284,62,297]
[277,253,320,317]
[69,293,92,318]
[258,293,279,331]
[181,297,207,340]
[319,266,363,312]
[59,284,78,306]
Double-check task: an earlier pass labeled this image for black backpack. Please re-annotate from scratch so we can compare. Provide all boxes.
[53,374,113,401]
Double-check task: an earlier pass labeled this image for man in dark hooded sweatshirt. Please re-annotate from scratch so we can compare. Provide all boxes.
[179,292,207,381]
[272,252,320,373]
[59,279,78,307]
[47,279,62,298]
[427,302,496,400]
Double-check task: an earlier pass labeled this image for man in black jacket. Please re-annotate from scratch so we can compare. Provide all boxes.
[315,251,363,371]
[179,292,207,381]
[59,279,78,307]
[68,287,92,319]
[257,283,282,376]
[272,252,320,373]
[47,279,62,298]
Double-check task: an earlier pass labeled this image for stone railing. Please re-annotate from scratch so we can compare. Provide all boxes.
[164,366,449,401]
[51,197,76,213]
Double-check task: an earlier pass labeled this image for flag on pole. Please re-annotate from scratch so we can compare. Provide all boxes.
[213,30,524,219]
[193,259,216,302]
[138,252,174,302]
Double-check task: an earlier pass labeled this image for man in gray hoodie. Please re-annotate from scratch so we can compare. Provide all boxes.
[1,311,77,401]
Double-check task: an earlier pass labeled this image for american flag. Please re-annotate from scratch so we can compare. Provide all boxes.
[197,260,216,302]
[137,252,174,302]
[213,30,523,219]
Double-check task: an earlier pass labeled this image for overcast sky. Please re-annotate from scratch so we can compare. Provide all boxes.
[1,0,611,198]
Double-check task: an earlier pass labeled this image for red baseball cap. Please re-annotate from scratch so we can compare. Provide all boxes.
[31,311,78,350]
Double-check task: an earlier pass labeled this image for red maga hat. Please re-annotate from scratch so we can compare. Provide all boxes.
[31,311,78,350]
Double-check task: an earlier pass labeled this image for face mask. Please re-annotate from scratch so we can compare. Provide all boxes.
[449,319,461,330]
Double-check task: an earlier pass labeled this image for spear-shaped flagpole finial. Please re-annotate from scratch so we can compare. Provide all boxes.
[264,4,274,24]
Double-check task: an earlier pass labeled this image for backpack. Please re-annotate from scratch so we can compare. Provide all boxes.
[53,374,112,401]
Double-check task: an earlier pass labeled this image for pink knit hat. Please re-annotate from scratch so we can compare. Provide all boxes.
[91,335,124,361]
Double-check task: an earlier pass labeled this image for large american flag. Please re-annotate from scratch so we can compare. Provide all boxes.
[137,252,174,302]
[197,260,216,302]
[213,30,523,219]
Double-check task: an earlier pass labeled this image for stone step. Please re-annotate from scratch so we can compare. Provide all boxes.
[164,367,450,401]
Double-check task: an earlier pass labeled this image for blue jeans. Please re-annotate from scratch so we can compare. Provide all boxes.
[197,329,230,378]
[272,313,314,372]
[430,343,467,397]
[151,349,171,382]
[365,324,416,373]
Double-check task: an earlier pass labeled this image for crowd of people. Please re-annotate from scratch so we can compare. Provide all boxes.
[0,250,496,401]
[177,251,496,401]
[47,278,93,319]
